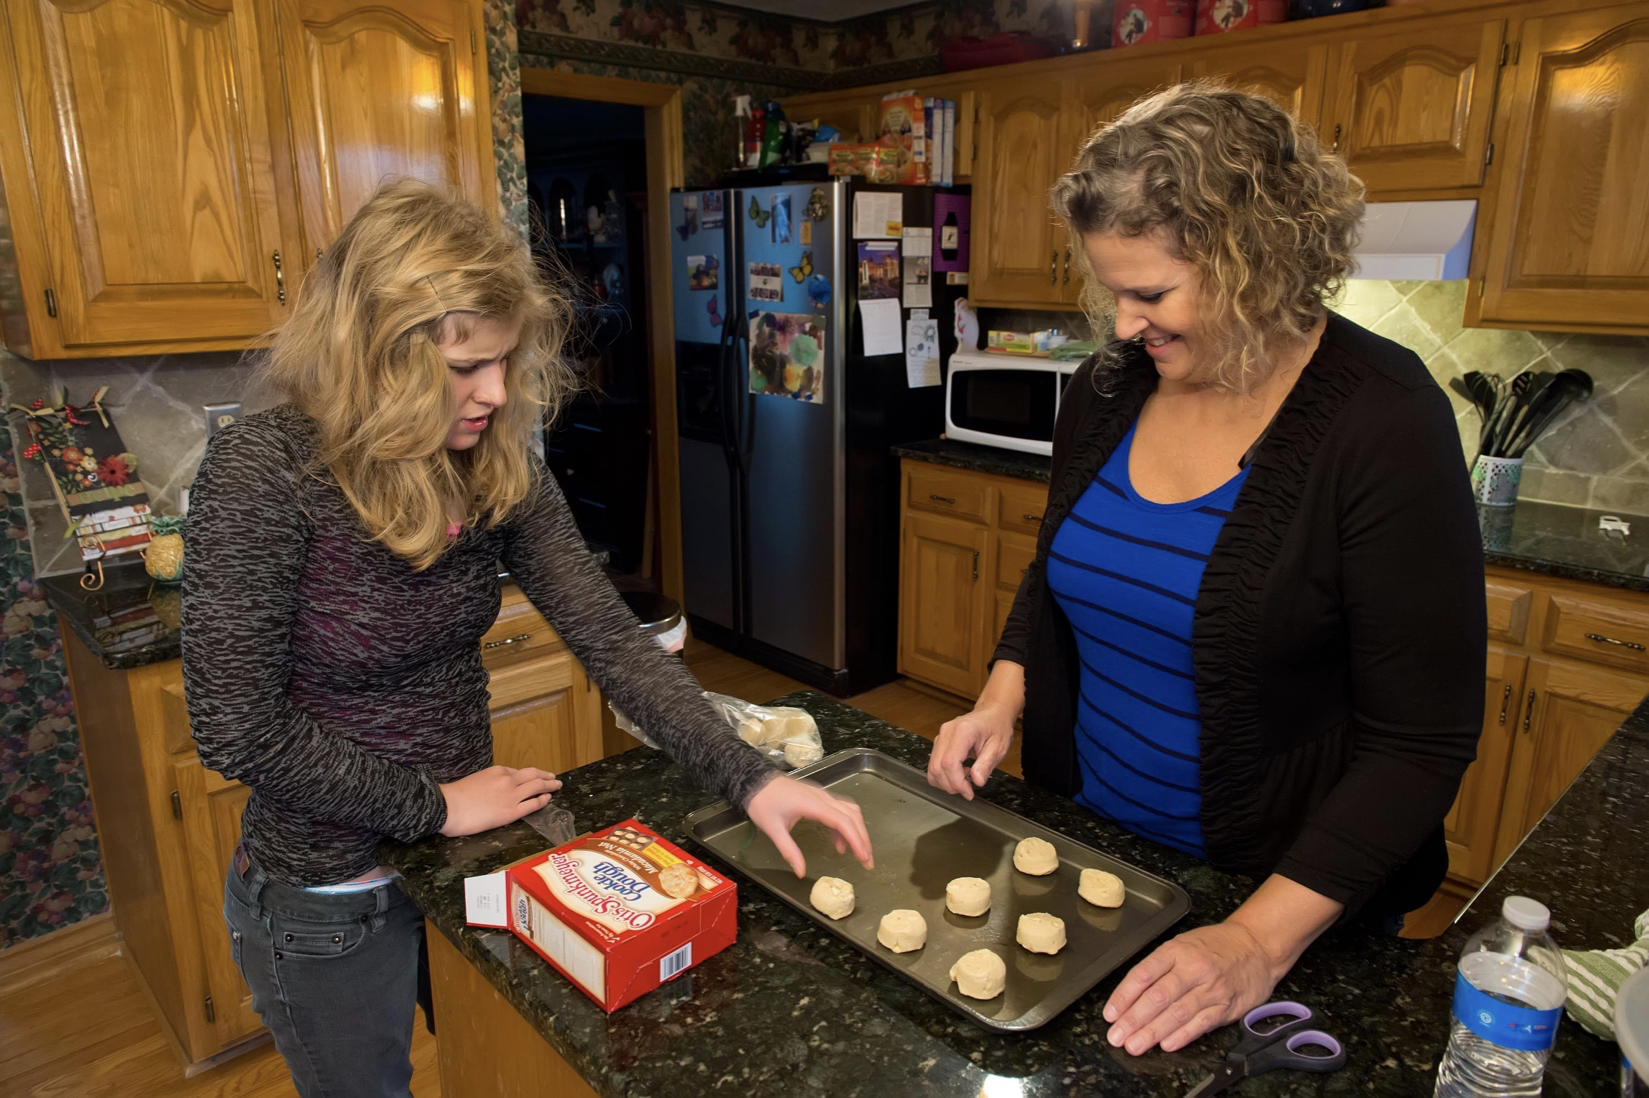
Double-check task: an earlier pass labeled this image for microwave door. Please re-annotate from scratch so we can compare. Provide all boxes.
[947,368,1058,455]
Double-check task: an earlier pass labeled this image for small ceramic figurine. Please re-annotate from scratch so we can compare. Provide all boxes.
[143,514,185,584]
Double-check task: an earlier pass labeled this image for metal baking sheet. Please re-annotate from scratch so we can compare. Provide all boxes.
[681,748,1190,1032]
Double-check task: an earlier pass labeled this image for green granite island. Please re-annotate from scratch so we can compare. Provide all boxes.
[382,693,1646,1096]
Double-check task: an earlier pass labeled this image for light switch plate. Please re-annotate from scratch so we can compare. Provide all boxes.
[204,402,242,437]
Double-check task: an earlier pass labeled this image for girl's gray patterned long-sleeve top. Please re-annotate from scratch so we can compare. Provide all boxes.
[181,405,777,887]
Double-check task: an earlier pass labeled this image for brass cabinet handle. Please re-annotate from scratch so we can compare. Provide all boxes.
[928,494,956,505]
[1522,689,1536,734]
[1331,123,1342,154]
[483,632,533,650]
[1498,683,1512,725]
[1023,512,1043,524]
[1585,632,1645,651]
[272,250,286,305]
[1050,250,1058,285]
[1062,248,1071,285]
[316,248,324,263]
[972,549,979,581]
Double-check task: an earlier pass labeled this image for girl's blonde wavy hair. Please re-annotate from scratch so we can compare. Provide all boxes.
[264,178,574,570]
[1051,80,1365,393]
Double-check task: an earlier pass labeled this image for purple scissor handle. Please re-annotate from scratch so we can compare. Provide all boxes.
[1183,1001,1346,1097]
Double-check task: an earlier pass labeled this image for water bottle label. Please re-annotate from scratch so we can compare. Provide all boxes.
[1452,970,1562,1051]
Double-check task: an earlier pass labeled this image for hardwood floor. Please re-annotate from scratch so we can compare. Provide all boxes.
[0,642,972,1098]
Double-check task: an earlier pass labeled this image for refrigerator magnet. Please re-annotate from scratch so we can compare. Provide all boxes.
[748,262,783,303]
[749,311,827,403]
[771,194,793,244]
[857,241,900,301]
[805,274,832,310]
[686,254,718,291]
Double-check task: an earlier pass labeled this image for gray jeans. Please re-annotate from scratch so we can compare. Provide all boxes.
[224,849,425,1097]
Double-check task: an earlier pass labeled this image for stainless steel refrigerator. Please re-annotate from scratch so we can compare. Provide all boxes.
[669,177,967,695]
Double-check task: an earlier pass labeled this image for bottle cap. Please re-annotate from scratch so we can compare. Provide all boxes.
[1502,896,1550,932]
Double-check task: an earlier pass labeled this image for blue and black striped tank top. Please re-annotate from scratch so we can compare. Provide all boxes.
[1044,422,1247,856]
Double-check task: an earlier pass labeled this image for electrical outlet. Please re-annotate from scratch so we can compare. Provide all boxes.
[204,402,242,437]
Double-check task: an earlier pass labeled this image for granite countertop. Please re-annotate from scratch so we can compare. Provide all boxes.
[40,560,184,670]
[896,437,1649,593]
[383,692,1646,1097]
[893,438,1052,483]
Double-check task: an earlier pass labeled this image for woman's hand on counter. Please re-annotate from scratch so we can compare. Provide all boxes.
[438,766,563,837]
[1102,875,1342,1055]
[928,661,1025,800]
[746,774,874,878]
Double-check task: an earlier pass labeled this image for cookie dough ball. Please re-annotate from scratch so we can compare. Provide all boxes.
[809,876,855,920]
[784,739,823,768]
[736,718,766,746]
[945,876,992,917]
[948,949,1007,1000]
[1013,836,1059,876]
[1016,912,1067,955]
[876,909,927,953]
[1079,868,1126,908]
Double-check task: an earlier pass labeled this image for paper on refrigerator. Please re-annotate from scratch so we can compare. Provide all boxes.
[905,317,940,387]
[859,298,903,357]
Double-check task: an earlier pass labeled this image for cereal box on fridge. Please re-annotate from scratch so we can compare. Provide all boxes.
[502,819,737,1012]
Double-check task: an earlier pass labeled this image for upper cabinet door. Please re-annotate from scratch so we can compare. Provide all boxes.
[969,79,1068,309]
[1189,40,1328,130]
[1323,18,1505,193]
[1472,3,1649,335]
[0,0,293,358]
[273,0,492,261]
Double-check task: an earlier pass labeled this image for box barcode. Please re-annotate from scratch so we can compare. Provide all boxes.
[660,943,692,981]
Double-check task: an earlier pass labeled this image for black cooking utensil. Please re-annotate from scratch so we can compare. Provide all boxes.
[1507,369,1593,458]
[1482,371,1529,457]
[1500,370,1555,457]
[1448,376,1478,413]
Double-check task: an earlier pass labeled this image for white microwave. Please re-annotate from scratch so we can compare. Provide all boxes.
[944,352,1076,456]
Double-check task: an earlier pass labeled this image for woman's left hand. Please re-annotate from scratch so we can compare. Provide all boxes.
[1102,922,1281,1055]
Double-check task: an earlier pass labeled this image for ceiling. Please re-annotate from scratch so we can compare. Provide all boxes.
[712,0,917,20]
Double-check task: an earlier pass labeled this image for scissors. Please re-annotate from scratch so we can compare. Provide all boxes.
[1184,1000,1346,1096]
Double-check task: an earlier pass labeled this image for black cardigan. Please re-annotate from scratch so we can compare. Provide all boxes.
[996,312,1487,919]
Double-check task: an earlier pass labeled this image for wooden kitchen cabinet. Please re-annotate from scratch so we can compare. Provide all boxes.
[62,585,604,1070]
[969,78,1071,309]
[0,0,296,358]
[1492,654,1647,866]
[1444,643,1527,885]
[1190,40,1328,128]
[273,0,495,269]
[1444,567,1649,887]
[1468,1,1649,335]
[898,461,1050,699]
[1320,16,1506,194]
[0,0,493,358]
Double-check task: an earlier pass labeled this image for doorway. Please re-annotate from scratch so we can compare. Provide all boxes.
[519,69,685,596]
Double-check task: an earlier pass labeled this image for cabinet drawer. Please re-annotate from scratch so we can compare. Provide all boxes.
[488,646,576,711]
[997,482,1050,537]
[1541,593,1649,674]
[1485,580,1532,645]
[482,589,565,671]
[907,465,989,522]
[996,530,1037,593]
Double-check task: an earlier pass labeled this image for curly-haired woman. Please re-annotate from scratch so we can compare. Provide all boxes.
[182,179,871,1095]
[927,82,1484,1053]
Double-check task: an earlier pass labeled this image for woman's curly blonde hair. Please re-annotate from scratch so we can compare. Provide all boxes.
[264,179,575,570]
[1051,80,1365,393]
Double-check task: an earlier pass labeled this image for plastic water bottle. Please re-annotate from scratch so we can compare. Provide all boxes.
[1435,896,1568,1097]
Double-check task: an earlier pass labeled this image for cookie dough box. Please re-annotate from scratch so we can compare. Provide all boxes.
[471,818,738,1012]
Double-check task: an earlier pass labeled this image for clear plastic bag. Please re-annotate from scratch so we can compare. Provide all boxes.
[702,692,824,770]
[614,690,823,770]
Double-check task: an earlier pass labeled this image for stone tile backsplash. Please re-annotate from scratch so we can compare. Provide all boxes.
[1,348,263,576]
[982,280,1649,512]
